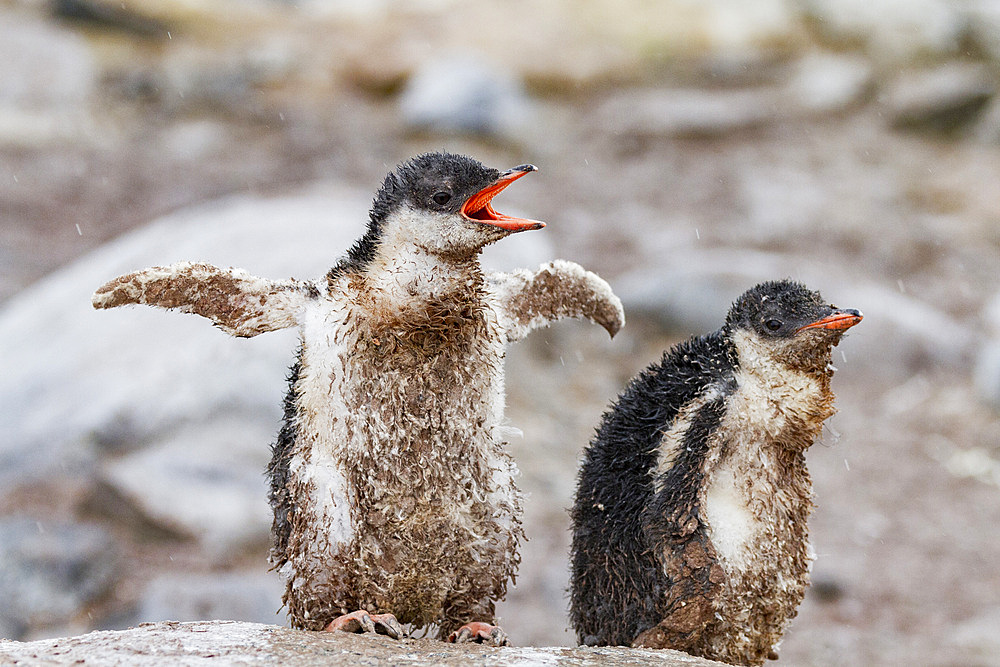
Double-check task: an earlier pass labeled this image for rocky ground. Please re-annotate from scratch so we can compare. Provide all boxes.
[0,620,727,666]
[2,0,1000,665]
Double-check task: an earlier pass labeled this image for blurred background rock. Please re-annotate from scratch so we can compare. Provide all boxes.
[1,0,999,663]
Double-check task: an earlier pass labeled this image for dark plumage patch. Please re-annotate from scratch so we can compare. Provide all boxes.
[569,332,734,646]
[725,279,827,338]
[267,350,302,568]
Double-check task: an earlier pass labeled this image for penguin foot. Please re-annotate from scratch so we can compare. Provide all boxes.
[447,622,508,646]
[324,610,404,639]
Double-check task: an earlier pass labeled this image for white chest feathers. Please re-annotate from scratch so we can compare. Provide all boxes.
[701,461,756,567]
[286,278,513,553]
[726,329,826,439]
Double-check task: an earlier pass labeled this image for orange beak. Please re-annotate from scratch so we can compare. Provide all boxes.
[797,308,863,333]
[461,165,546,232]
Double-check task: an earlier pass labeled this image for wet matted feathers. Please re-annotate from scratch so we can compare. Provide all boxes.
[93,152,625,644]
[570,279,860,666]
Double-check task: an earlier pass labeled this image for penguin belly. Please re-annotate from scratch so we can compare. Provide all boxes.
[279,299,522,632]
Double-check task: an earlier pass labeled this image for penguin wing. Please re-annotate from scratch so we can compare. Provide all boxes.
[489,260,624,342]
[92,261,313,337]
[631,532,726,650]
[632,390,729,650]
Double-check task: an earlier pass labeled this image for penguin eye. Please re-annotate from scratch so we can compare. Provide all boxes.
[432,191,452,206]
[764,319,783,332]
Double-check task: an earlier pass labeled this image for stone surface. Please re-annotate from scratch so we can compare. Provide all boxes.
[881,64,995,133]
[0,517,118,641]
[596,87,780,139]
[0,12,96,109]
[86,418,274,555]
[965,1,1000,64]
[399,55,533,139]
[784,52,873,114]
[0,621,727,666]
[0,10,98,148]
[975,292,1000,411]
[800,0,965,62]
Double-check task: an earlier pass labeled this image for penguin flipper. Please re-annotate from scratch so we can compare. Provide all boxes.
[490,259,625,342]
[631,533,726,651]
[92,261,313,337]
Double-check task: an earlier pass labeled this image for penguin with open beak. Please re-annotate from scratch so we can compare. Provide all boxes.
[570,279,861,665]
[93,152,625,645]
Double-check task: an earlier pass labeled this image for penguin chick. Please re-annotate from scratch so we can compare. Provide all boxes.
[93,152,625,646]
[569,279,861,666]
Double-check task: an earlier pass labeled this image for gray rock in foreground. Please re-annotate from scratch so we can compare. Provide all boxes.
[0,620,727,666]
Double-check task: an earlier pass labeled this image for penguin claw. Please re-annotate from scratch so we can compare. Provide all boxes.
[324,610,404,640]
[447,622,509,646]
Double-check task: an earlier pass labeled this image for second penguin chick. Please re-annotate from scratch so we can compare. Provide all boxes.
[570,279,861,666]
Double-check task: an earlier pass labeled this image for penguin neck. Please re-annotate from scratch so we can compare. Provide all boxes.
[360,226,485,314]
[699,356,818,592]
[728,328,836,451]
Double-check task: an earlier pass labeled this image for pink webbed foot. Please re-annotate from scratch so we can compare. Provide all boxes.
[324,610,405,640]
[447,621,509,646]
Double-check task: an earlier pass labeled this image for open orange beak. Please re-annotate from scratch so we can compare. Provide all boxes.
[797,308,863,333]
[461,164,546,232]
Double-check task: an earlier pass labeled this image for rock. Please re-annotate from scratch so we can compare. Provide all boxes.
[0,11,98,148]
[970,96,1000,144]
[84,418,273,556]
[398,55,533,139]
[0,620,728,666]
[151,43,297,115]
[975,343,1000,412]
[738,162,833,244]
[596,87,780,139]
[974,292,1000,411]
[0,517,118,641]
[678,0,801,54]
[0,182,553,498]
[0,12,96,109]
[952,606,1000,659]
[965,1,1000,64]
[52,0,170,37]
[136,573,284,626]
[800,0,965,62]
[784,52,873,114]
[881,64,995,133]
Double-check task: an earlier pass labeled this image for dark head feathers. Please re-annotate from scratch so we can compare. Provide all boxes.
[328,153,501,283]
[371,152,501,222]
[725,279,831,339]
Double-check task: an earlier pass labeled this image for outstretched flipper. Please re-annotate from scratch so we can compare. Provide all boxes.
[92,261,315,337]
[491,260,625,342]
